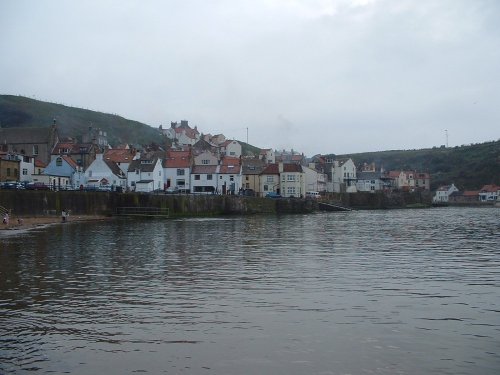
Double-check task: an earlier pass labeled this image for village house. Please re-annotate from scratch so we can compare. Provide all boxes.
[303,163,327,193]
[241,158,266,195]
[433,183,459,203]
[330,158,357,193]
[85,153,127,190]
[219,140,242,158]
[478,184,500,202]
[279,163,305,197]
[259,162,305,197]
[0,152,20,182]
[161,120,200,146]
[356,171,390,192]
[104,146,138,175]
[127,152,163,192]
[164,149,192,192]
[0,122,59,165]
[41,155,79,190]
[191,149,220,194]
[53,138,98,170]
[259,148,275,164]
[203,133,226,146]
[260,163,281,196]
[218,156,242,195]
[386,170,431,191]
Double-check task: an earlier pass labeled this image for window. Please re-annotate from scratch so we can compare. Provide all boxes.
[159,170,161,176]
[177,179,185,187]
[264,184,269,191]
[266,176,274,183]
[287,187,296,195]
[22,168,28,175]
[33,145,39,155]
[195,175,200,180]
[287,174,295,181]
[246,176,249,181]
[177,169,185,176]
[56,157,63,166]
[230,176,234,181]
[207,174,213,180]
[230,151,236,156]
[89,170,93,177]
[202,159,209,165]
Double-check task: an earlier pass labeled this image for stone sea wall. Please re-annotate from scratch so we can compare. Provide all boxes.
[0,191,316,217]
[0,190,432,218]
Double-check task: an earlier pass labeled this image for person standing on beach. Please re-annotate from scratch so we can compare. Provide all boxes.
[3,212,9,225]
[61,210,67,223]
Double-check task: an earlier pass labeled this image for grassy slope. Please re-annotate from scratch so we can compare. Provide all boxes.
[0,95,161,146]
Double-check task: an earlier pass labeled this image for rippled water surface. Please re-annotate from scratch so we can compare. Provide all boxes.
[1,207,499,374]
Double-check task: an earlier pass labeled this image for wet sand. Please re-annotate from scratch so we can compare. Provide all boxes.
[1,215,111,235]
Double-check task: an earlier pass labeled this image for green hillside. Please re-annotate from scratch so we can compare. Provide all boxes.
[0,95,161,146]
[338,142,500,190]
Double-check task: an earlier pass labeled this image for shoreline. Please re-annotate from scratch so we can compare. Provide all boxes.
[1,215,112,236]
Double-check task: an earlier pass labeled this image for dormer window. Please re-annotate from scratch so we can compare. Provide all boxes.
[56,157,63,167]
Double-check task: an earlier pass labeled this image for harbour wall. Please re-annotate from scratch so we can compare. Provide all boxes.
[0,191,317,217]
[0,190,433,218]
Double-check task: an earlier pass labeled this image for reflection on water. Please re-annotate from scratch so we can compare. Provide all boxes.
[1,208,499,374]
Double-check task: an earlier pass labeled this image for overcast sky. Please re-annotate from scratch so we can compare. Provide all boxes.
[1,0,499,155]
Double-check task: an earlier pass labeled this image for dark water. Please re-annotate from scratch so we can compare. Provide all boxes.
[1,207,499,375]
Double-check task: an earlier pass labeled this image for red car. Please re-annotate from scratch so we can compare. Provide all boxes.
[26,182,51,190]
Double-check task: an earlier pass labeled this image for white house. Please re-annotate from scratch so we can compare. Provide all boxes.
[433,183,459,203]
[164,149,192,192]
[127,154,163,192]
[260,149,275,164]
[18,154,35,183]
[162,120,200,146]
[220,140,242,158]
[191,165,219,194]
[303,164,327,193]
[478,184,500,202]
[331,158,357,193]
[85,153,127,190]
[279,163,305,198]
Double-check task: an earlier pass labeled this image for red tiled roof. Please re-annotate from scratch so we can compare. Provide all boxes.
[219,164,241,174]
[62,155,78,169]
[221,156,240,166]
[261,163,280,175]
[35,159,46,168]
[192,165,217,174]
[165,151,191,168]
[283,164,303,173]
[463,190,480,196]
[480,184,500,192]
[104,149,135,163]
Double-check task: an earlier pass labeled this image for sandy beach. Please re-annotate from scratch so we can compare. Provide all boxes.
[1,215,111,234]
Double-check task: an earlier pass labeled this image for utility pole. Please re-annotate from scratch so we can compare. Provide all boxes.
[246,127,248,144]
[445,129,449,148]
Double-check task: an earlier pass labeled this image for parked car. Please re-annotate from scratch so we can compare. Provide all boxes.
[25,182,51,190]
[239,189,255,196]
[265,192,282,199]
[165,186,180,194]
[1,181,25,190]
